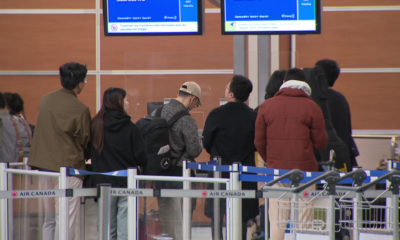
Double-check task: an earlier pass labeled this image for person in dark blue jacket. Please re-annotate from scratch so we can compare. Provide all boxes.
[91,87,148,240]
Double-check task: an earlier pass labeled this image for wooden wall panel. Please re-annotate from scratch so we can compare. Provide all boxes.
[0,0,95,9]
[0,15,96,71]
[0,75,97,125]
[295,11,400,68]
[334,73,400,130]
[323,0,399,6]
[100,13,233,70]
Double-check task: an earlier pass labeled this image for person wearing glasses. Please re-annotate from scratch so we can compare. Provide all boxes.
[202,75,259,240]
[151,81,203,240]
[29,62,91,240]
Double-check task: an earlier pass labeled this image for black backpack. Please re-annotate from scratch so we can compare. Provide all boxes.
[136,105,189,175]
[303,67,352,172]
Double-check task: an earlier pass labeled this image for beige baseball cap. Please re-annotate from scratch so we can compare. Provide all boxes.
[179,81,202,106]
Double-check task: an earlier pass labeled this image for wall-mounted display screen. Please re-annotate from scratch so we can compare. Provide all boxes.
[221,0,321,35]
[103,0,204,36]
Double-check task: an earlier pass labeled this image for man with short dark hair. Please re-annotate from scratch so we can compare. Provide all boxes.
[203,75,259,240]
[152,81,203,240]
[255,68,328,240]
[315,59,359,168]
[29,62,91,240]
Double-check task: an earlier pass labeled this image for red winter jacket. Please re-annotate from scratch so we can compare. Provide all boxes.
[255,83,327,172]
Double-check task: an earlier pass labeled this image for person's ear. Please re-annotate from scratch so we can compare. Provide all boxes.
[77,82,84,91]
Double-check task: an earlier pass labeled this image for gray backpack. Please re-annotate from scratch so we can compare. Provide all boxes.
[0,114,32,162]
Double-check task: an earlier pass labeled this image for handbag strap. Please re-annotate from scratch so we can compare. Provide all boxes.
[8,116,23,162]
[17,115,32,146]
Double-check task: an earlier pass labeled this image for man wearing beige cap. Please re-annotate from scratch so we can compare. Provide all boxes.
[152,81,203,240]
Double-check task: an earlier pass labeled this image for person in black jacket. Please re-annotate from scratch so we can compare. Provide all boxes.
[91,87,148,240]
[315,59,359,168]
[203,75,259,240]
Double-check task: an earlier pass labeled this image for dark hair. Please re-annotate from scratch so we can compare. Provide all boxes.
[0,92,5,109]
[91,87,127,155]
[229,75,253,102]
[265,70,286,100]
[59,62,88,90]
[284,68,306,82]
[315,59,340,87]
[4,93,24,114]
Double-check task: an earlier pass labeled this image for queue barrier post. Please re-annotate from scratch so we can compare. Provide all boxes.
[226,172,231,240]
[59,167,69,240]
[7,163,13,240]
[80,196,86,240]
[0,162,9,240]
[182,160,192,240]
[213,157,222,240]
[22,157,30,240]
[230,163,241,240]
[97,184,111,240]
[127,168,138,240]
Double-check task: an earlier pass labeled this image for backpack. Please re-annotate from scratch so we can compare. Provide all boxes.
[303,67,351,172]
[0,114,32,162]
[136,105,189,175]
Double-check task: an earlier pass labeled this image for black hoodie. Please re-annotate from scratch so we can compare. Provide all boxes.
[90,110,148,187]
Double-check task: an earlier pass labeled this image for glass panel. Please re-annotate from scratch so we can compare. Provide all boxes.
[8,168,59,240]
[137,179,227,240]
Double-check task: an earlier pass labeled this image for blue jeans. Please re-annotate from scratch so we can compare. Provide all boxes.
[98,196,127,240]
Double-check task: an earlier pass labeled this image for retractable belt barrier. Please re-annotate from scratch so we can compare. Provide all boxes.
[2,160,399,240]
[0,187,393,200]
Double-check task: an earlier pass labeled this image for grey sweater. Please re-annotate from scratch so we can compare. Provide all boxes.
[152,99,202,166]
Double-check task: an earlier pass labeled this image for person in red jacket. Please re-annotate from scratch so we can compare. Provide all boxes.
[254,68,328,240]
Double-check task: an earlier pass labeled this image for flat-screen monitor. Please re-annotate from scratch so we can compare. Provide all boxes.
[221,0,321,35]
[103,0,204,36]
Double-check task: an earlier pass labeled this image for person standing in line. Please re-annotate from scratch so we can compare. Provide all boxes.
[4,92,35,134]
[90,87,148,240]
[254,69,286,112]
[29,62,91,240]
[254,68,328,240]
[152,82,203,240]
[203,75,259,240]
[315,59,359,168]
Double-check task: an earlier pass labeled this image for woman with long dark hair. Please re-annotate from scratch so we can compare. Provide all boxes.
[255,69,286,112]
[264,69,286,100]
[90,87,148,240]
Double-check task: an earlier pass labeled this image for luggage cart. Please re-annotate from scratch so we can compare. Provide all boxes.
[262,170,342,240]
[338,170,400,240]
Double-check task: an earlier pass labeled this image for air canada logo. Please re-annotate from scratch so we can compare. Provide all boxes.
[303,191,309,198]
[111,24,118,31]
[11,191,17,197]
[201,191,208,197]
